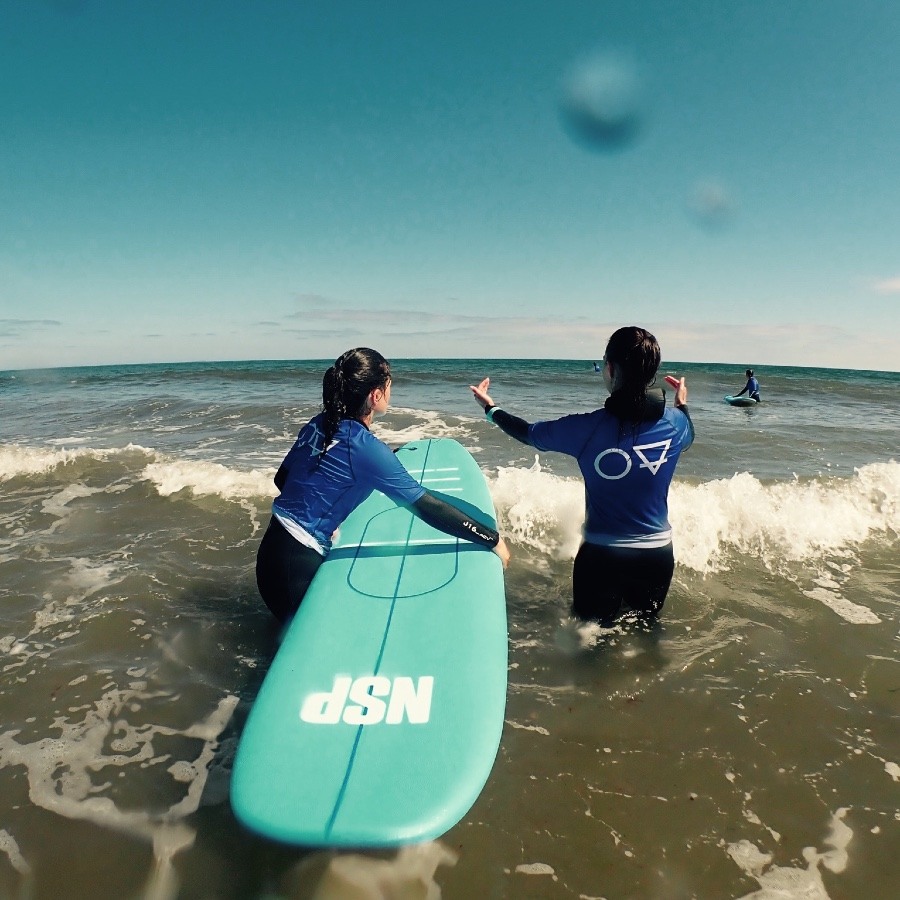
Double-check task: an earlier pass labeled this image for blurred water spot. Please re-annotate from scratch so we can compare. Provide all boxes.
[559,50,643,152]
[688,178,736,230]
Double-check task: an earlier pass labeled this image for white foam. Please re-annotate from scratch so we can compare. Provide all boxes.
[484,461,899,572]
[489,456,584,559]
[671,462,900,574]
[505,719,551,736]
[0,442,154,481]
[801,587,881,625]
[0,688,237,898]
[515,862,556,876]
[309,842,458,899]
[0,444,97,480]
[372,408,475,445]
[728,808,853,898]
[482,460,898,621]
[142,458,275,501]
[0,828,30,876]
[0,442,274,508]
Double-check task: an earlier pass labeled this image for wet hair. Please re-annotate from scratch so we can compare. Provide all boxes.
[320,348,391,455]
[603,326,661,422]
[746,369,754,377]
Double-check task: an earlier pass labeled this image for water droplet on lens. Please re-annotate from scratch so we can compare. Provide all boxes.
[688,178,736,230]
[559,50,643,152]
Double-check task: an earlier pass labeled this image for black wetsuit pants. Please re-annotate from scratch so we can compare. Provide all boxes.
[255,516,324,624]
[572,542,675,625]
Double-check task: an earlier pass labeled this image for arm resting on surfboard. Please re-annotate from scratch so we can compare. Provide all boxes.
[411,492,500,547]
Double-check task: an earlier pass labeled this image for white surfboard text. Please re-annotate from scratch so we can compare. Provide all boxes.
[300,675,434,725]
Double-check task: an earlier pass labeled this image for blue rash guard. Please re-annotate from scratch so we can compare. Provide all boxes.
[745,376,761,400]
[490,393,694,548]
[273,412,426,554]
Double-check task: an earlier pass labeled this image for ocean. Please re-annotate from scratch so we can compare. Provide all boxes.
[1,357,898,900]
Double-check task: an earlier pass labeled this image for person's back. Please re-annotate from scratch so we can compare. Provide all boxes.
[274,412,424,553]
[471,325,695,624]
[741,368,761,401]
[529,397,692,547]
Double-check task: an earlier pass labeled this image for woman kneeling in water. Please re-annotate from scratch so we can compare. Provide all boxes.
[471,326,693,624]
[258,347,510,624]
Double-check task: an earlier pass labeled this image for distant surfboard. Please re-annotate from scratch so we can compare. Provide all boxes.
[231,438,508,847]
[724,395,759,407]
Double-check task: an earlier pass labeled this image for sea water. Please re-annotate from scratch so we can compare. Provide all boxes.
[0,358,898,899]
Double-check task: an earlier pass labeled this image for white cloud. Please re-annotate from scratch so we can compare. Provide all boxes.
[872,277,900,295]
[240,294,900,371]
[6,294,898,372]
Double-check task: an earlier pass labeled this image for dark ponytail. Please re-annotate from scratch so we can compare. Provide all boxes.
[603,326,661,423]
[320,348,391,456]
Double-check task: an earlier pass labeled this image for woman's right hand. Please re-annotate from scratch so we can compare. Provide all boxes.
[493,536,511,569]
[469,377,495,411]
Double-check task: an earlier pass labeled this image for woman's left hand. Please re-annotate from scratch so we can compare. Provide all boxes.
[664,375,688,407]
[470,377,494,411]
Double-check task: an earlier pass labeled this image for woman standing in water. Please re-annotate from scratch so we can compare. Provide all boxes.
[257,347,510,623]
[471,326,693,624]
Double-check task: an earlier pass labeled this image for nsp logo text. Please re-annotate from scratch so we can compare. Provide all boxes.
[300,675,434,725]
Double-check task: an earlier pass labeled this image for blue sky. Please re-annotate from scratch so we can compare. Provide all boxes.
[3,0,899,371]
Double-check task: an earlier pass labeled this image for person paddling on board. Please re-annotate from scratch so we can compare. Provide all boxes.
[257,348,510,623]
[470,326,694,626]
[734,369,761,402]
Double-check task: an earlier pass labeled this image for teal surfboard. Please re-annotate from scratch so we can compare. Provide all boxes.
[231,438,508,847]
[724,394,759,407]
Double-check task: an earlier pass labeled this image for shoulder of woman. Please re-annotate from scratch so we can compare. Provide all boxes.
[353,423,396,453]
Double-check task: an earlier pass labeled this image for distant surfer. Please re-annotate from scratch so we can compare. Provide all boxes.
[592,361,602,372]
[733,369,761,402]
[257,348,510,623]
[471,326,694,626]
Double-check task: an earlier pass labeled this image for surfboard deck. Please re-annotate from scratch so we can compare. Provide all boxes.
[231,438,508,847]
[724,394,759,407]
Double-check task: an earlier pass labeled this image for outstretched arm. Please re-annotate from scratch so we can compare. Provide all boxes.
[470,377,532,445]
[664,375,695,446]
[411,492,510,568]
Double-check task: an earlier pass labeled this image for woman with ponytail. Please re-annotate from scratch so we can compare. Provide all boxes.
[256,348,510,623]
[470,326,693,625]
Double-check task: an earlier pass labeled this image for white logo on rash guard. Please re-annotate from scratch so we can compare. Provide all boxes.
[295,421,340,457]
[594,439,674,480]
[633,439,674,475]
[594,447,632,480]
[300,675,434,725]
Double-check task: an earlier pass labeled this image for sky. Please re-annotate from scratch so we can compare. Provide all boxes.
[2,0,899,372]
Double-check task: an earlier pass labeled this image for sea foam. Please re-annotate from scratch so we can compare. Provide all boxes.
[142,458,275,501]
[0,443,150,480]
[671,460,899,574]
[483,459,899,574]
